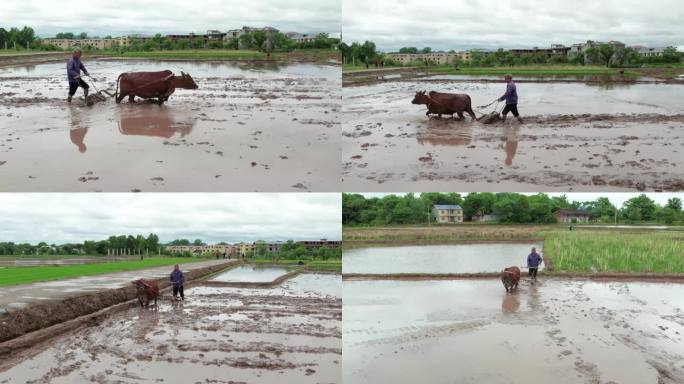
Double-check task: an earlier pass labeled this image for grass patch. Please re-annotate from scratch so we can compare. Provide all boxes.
[543,231,684,273]
[342,64,639,77]
[344,224,551,242]
[0,257,210,287]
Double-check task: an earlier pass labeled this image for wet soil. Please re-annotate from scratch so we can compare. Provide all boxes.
[342,80,684,191]
[0,59,340,191]
[0,274,342,383]
[344,278,684,384]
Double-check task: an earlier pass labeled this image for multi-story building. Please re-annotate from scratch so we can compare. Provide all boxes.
[286,32,317,43]
[432,205,464,223]
[508,44,570,58]
[568,40,625,59]
[223,26,279,42]
[165,243,236,256]
[632,46,668,57]
[297,240,342,249]
[554,209,592,223]
[40,36,130,50]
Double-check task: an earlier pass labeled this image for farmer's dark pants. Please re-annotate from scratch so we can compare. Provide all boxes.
[529,267,538,278]
[173,285,184,299]
[502,103,520,117]
[68,79,89,96]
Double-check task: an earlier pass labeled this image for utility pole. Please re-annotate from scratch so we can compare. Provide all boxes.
[427,207,431,226]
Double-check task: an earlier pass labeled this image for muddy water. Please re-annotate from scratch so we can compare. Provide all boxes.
[0,274,342,384]
[343,279,684,384]
[343,243,542,274]
[342,80,684,191]
[0,59,340,191]
[210,264,289,282]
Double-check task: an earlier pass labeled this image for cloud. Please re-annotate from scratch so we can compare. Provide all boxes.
[0,193,341,244]
[5,0,341,37]
[342,0,684,51]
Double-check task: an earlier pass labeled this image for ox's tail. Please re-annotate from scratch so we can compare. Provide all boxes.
[465,94,476,120]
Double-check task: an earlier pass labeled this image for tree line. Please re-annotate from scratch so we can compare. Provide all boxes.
[343,193,684,226]
[0,26,37,50]
[341,39,683,67]
[252,240,341,261]
[0,234,161,256]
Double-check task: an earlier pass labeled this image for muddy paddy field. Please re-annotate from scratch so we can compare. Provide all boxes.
[343,278,684,384]
[0,59,340,191]
[0,273,341,383]
[342,76,684,191]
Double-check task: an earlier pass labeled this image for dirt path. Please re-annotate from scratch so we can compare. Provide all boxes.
[0,274,342,384]
[344,278,684,384]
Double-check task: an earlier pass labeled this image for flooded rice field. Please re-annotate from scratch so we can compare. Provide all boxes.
[0,59,340,192]
[0,256,141,266]
[0,273,342,384]
[342,80,684,191]
[343,242,542,274]
[209,265,289,282]
[343,278,684,384]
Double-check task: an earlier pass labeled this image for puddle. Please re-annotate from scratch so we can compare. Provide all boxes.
[343,243,543,274]
[210,265,289,282]
[343,278,684,384]
[0,59,340,192]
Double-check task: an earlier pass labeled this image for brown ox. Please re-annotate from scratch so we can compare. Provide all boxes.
[133,279,159,308]
[501,266,520,293]
[115,70,198,104]
[411,90,476,120]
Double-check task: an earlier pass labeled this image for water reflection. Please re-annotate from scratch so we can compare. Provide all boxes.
[116,105,196,138]
[68,105,89,153]
[501,292,521,314]
[416,120,472,146]
[503,125,519,166]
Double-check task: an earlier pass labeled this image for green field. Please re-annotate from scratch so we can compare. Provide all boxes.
[0,257,209,287]
[543,231,684,274]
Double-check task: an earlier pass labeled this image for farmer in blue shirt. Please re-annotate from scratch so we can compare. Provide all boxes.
[66,49,90,103]
[527,247,543,280]
[498,74,523,124]
[170,264,185,300]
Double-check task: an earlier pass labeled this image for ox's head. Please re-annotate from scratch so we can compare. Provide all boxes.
[133,279,149,291]
[411,90,429,105]
[177,71,199,90]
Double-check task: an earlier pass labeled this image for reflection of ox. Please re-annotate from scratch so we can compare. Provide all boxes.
[117,107,196,138]
[501,266,520,293]
[116,70,198,105]
[412,91,476,120]
[133,279,159,308]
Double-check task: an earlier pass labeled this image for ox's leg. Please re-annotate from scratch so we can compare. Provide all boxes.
[116,93,125,104]
[467,106,477,120]
[128,95,135,103]
[456,112,465,120]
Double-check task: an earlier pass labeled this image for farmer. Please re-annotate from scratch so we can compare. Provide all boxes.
[527,247,543,281]
[498,74,523,124]
[66,48,89,103]
[170,264,185,300]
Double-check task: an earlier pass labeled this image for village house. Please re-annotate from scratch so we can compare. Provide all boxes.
[632,45,668,57]
[553,209,592,223]
[40,36,130,50]
[432,205,464,223]
[285,32,317,44]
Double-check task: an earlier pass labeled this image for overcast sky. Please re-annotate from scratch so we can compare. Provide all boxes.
[343,0,684,52]
[0,194,341,244]
[6,0,341,37]
[356,193,682,208]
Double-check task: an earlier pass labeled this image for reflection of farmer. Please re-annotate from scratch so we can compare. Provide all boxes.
[527,247,543,281]
[66,48,89,103]
[503,126,519,166]
[499,74,523,124]
[170,264,185,300]
[69,127,88,153]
